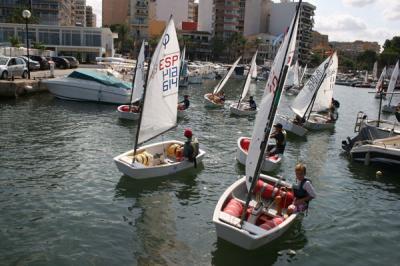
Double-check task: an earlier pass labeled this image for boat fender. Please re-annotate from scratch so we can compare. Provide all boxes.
[167,143,183,159]
[260,217,284,231]
[134,151,153,166]
[223,198,243,218]
[240,138,250,151]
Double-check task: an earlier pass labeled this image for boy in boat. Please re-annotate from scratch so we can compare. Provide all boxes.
[247,96,257,110]
[183,128,200,166]
[267,123,287,156]
[293,115,305,125]
[214,91,225,104]
[178,95,190,110]
[287,163,316,215]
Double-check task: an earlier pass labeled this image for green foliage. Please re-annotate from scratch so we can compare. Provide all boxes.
[7,7,39,24]
[32,41,45,50]
[110,23,132,54]
[356,50,377,70]
[9,36,20,48]
[309,53,322,68]
[379,36,400,66]
[210,37,226,60]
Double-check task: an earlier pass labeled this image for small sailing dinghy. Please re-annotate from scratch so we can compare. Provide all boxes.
[382,61,399,113]
[204,57,241,108]
[117,41,146,120]
[214,4,301,250]
[114,17,205,179]
[284,61,301,95]
[374,66,387,99]
[230,51,259,116]
[275,52,338,135]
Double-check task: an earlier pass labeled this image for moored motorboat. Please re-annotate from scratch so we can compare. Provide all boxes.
[43,69,132,104]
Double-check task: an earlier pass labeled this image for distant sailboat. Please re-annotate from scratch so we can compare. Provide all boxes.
[117,40,146,120]
[372,61,378,81]
[382,61,399,113]
[374,66,387,99]
[229,51,259,116]
[204,57,241,108]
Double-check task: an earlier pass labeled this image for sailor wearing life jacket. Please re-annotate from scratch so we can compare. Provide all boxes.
[267,123,287,156]
[287,163,316,215]
[183,128,199,164]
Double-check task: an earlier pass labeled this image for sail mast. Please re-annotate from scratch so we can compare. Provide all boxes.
[236,51,257,108]
[128,40,145,112]
[132,48,152,163]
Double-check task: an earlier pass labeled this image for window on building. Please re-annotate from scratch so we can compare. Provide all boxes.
[38,29,60,45]
[0,27,14,43]
[83,31,101,47]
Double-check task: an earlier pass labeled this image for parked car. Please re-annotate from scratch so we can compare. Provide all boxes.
[27,55,50,70]
[51,56,70,69]
[19,56,41,71]
[0,56,28,79]
[60,56,79,68]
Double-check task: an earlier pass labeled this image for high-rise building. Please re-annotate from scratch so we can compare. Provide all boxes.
[0,0,74,26]
[213,0,240,40]
[85,5,96,27]
[198,0,213,33]
[193,2,198,23]
[102,0,129,26]
[188,0,196,22]
[269,1,315,64]
[243,0,271,36]
[128,0,195,39]
[73,0,86,27]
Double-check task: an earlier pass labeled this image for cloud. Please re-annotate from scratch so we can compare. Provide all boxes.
[315,14,367,32]
[86,0,102,26]
[383,3,400,21]
[314,14,396,45]
[342,0,377,7]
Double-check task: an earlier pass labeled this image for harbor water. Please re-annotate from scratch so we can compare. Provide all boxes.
[1,80,399,265]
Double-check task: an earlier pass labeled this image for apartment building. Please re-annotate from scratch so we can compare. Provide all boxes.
[86,5,96,27]
[102,0,129,26]
[213,0,240,39]
[0,0,74,26]
[73,0,86,27]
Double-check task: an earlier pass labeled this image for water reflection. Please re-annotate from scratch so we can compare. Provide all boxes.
[115,169,203,265]
[211,220,307,266]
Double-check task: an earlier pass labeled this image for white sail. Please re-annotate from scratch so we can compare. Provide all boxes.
[290,54,333,118]
[213,57,241,94]
[293,61,300,86]
[138,18,180,144]
[364,70,368,84]
[131,41,146,103]
[246,14,299,191]
[312,52,338,112]
[372,61,378,80]
[375,66,386,93]
[251,57,258,79]
[300,64,307,83]
[239,51,258,102]
[284,64,295,87]
[387,61,399,106]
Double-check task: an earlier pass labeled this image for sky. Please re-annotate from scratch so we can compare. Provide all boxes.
[88,0,400,46]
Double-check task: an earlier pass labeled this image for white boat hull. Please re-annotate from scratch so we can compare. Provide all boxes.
[117,105,140,120]
[236,137,281,172]
[303,113,335,130]
[213,175,298,250]
[229,102,258,116]
[204,93,224,108]
[43,77,131,104]
[275,114,307,137]
[113,140,206,179]
[351,136,400,165]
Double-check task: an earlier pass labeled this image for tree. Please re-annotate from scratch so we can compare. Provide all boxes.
[8,7,39,24]
[110,23,131,55]
[9,36,21,48]
[356,50,377,70]
[309,53,322,68]
[227,32,246,61]
[32,41,45,51]
[210,37,226,60]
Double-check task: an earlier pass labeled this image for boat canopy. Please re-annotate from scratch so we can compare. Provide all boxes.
[68,69,131,89]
